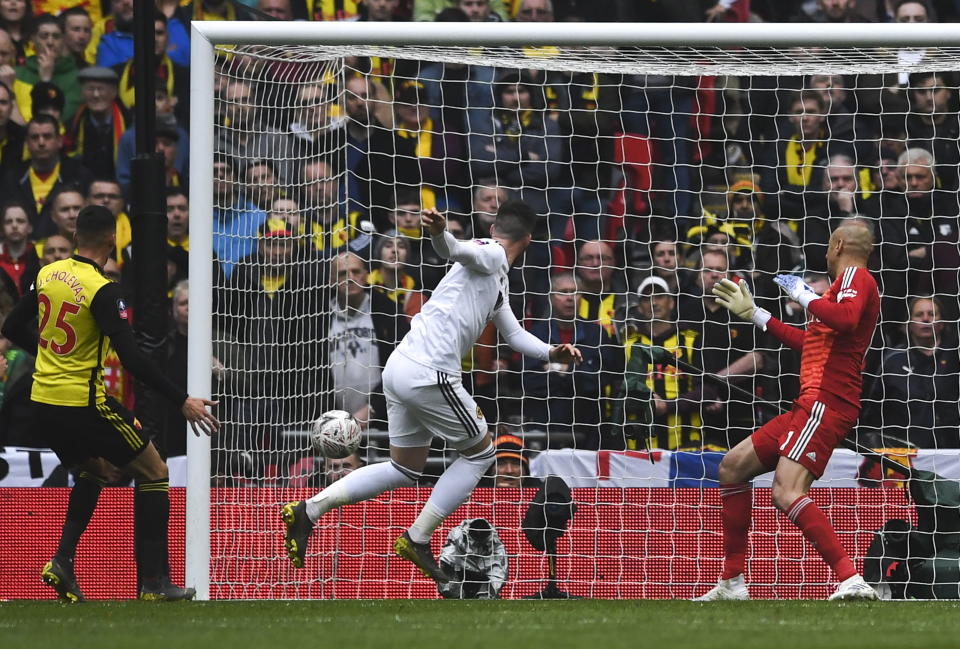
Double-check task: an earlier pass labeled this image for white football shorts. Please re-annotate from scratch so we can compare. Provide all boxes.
[382,352,488,451]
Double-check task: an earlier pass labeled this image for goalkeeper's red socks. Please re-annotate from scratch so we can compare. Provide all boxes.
[786,495,856,582]
[720,483,752,580]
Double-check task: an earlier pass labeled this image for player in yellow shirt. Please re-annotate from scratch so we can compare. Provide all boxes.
[1,205,218,602]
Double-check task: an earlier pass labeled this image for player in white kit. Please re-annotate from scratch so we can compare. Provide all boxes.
[282,200,582,582]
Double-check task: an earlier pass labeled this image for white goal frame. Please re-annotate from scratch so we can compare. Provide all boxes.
[186,20,960,600]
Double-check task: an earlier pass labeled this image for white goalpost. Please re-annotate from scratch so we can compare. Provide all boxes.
[188,21,960,600]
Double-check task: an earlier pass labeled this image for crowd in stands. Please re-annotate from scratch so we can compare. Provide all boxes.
[2,0,960,484]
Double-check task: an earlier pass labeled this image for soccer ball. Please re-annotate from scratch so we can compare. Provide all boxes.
[311,410,362,459]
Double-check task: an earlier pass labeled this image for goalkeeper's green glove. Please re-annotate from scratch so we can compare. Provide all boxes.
[711,278,771,329]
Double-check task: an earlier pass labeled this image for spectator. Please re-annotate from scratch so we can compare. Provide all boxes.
[87,178,129,264]
[469,70,567,226]
[212,156,267,279]
[323,452,364,485]
[678,248,764,449]
[245,159,280,213]
[0,30,21,120]
[360,0,401,20]
[155,113,183,187]
[162,279,189,457]
[113,13,188,120]
[165,187,189,250]
[88,0,134,68]
[39,233,72,265]
[216,220,321,467]
[29,80,65,124]
[288,82,343,180]
[66,66,128,179]
[368,235,417,309]
[258,0,293,20]
[1,114,93,230]
[514,0,553,21]
[414,0,507,21]
[368,80,467,221]
[864,296,960,448]
[487,432,536,488]
[0,0,31,63]
[33,184,82,247]
[303,0,359,20]
[619,275,708,451]
[324,250,409,428]
[801,0,873,22]
[156,0,190,68]
[116,85,188,196]
[343,75,390,208]
[0,202,39,304]
[299,158,364,257]
[215,79,289,186]
[522,271,620,447]
[802,153,865,273]
[59,7,93,68]
[646,236,680,293]
[0,81,24,175]
[14,13,81,122]
[906,71,960,191]
[575,239,623,335]
[759,89,853,222]
[470,184,507,239]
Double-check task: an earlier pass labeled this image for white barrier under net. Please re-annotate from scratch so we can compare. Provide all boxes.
[199,36,960,599]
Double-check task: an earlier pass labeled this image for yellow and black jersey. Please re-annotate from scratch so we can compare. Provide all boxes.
[31,256,122,407]
[578,293,617,337]
[624,327,704,451]
[1,255,187,409]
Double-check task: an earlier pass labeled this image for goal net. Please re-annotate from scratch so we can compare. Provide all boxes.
[190,24,960,600]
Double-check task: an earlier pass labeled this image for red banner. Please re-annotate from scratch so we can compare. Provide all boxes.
[0,487,911,600]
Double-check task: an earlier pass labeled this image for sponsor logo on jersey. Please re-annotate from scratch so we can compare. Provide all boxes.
[837,288,858,301]
[806,451,817,462]
[473,239,490,245]
[117,298,129,320]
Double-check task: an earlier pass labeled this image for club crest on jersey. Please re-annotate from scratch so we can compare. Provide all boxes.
[117,298,129,320]
[476,406,485,419]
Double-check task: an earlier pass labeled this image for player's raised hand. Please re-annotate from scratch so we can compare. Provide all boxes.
[182,397,220,436]
[550,343,582,365]
[774,274,820,308]
[421,208,447,237]
[712,278,757,321]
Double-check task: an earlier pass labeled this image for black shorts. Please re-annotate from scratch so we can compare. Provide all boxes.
[31,397,147,469]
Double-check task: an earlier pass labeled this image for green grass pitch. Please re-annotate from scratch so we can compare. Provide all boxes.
[3,600,960,649]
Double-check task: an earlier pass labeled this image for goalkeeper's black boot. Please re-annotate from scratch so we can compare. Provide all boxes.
[41,556,84,603]
[138,577,196,601]
[281,500,313,569]
[393,531,451,584]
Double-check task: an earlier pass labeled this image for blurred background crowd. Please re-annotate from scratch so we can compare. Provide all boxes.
[1,0,960,486]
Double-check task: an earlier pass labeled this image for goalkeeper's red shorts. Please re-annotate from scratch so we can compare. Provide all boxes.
[750,398,858,478]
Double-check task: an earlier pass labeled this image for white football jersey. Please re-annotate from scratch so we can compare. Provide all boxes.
[396,235,510,375]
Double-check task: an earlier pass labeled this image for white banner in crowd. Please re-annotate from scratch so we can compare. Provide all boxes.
[4,447,960,488]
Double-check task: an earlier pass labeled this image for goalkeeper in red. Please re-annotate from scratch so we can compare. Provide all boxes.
[698,220,880,601]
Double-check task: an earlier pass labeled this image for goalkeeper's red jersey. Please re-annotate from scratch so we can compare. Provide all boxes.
[767,266,880,418]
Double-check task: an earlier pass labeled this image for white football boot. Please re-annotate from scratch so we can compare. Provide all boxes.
[693,574,750,601]
[828,574,879,601]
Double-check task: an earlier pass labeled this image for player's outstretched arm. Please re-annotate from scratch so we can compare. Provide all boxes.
[774,272,867,334]
[713,278,805,352]
[422,208,502,275]
[492,305,553,361]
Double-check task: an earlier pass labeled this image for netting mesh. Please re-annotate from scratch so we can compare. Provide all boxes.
[205,42,960,599]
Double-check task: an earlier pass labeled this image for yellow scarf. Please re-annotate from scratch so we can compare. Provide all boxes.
[28,162,61,215]
[119,57,175,110]
[785,135,822,187]
[368,269,415,304]
[261,273,286,296]
[397,117,436,209]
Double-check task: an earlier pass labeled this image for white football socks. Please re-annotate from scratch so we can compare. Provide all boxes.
[407,444,496,544]
[305,460,420,523]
